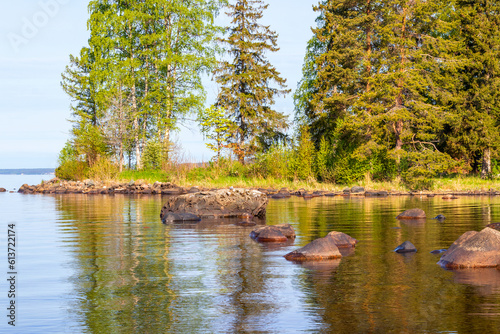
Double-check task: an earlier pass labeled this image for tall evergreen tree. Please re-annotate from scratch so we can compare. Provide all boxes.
[215,0,290,163]
[444,0,500,177]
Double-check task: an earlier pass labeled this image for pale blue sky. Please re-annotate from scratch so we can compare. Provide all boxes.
[0,0,318,168]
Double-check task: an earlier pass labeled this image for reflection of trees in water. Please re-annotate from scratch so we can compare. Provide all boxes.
[55,194,174,333]
[270,196,500,333]
[52,194,500,332]
[55,195,307,333]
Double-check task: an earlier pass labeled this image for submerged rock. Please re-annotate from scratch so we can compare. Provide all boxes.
[438,227,500,268]
[396,208,426,220]
[431,249,447,255]
[160,188,268,219]
[284,236,342,261]
[250,224,295,242]
[394,241,417,253]
[162,212,201,223]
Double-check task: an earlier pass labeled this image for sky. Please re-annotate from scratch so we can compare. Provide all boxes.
[0,0,319,169]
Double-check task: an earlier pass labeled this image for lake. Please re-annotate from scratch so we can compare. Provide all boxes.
[1,175,500,333]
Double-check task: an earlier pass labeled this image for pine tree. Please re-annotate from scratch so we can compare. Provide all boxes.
[215,0,290,163]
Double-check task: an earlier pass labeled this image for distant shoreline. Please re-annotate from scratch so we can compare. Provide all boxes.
[0,168,55,175]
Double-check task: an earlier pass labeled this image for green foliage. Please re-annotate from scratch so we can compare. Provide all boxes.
[55,161,89,181]
[400,151,456,190]
[253,144,292,179]
[58,141,79,166]
[198,106,234,163]
[88,157,119,181]
[289,129,316,181]
[141,140,163,171]
[62,0,226,171]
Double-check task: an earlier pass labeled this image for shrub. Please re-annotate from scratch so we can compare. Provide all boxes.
[88,157,119,181]
[55,161,88,181]
[400,151,456,190]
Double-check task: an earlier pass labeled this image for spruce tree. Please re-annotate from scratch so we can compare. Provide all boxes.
[444,0,500,177]
[215,0,290,163]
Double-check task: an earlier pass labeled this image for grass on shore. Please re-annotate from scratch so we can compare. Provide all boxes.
[116,168,500,193]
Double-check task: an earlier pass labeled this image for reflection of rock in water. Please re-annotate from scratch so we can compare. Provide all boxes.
[452,268,500,296]
[296,259,342,282]
[168,217,266,230]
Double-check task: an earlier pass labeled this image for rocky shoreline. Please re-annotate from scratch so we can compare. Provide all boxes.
[12,178,500,197]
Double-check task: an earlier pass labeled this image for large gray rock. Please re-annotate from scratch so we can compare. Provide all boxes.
[438,228,500,268]
[160,188,268,219]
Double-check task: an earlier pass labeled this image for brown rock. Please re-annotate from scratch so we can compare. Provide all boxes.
[394,241,417,253]
[326,231,358,248]
[0,188,6,192]
[160,188,268,219]
[438,228,500,268]
[486,223,500,231]
[396,208,426,220]
[251,227,287,242]
[250,224,296,242]
[284,236,342,261]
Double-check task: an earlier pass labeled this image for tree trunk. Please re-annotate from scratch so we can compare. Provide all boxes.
[481,147,491,178]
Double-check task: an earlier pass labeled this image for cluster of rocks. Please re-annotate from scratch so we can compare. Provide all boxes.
[284,232,358,261]
[392,208,500,269]
[17,178,198,195]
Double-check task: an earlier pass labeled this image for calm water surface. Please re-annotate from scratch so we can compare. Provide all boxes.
[1,175,500,333]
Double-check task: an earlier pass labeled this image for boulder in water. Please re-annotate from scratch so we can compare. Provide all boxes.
[394,241,417,253]
[250,224,295,242]
[438,228,500,268]
[326,231,358,248]
[284,236,342,261]
[396,208,426,220]
[160,188,268,219]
